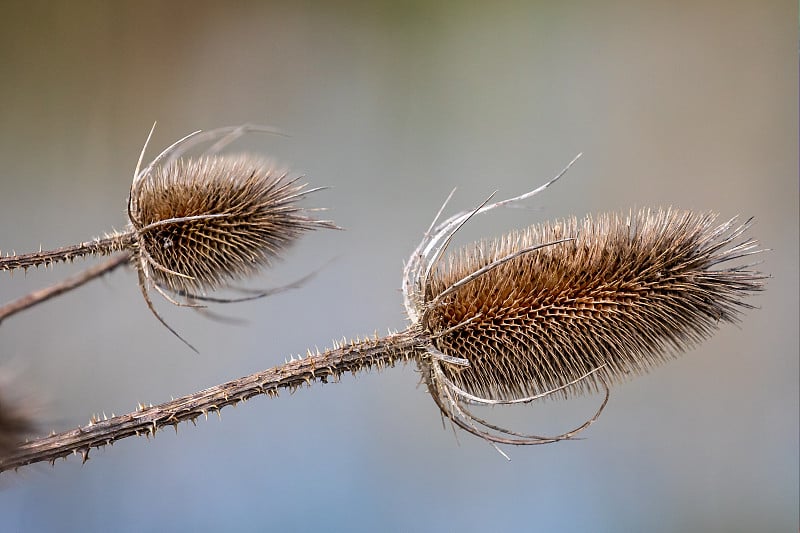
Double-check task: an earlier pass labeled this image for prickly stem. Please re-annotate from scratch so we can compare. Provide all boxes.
[0,233,134,273]
[0,330,426,472]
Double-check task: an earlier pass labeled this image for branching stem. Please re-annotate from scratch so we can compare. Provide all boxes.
[0,254,131,324]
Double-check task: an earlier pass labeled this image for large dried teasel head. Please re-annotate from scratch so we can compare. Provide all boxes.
[403,157,765,451]
[127,125,336,349]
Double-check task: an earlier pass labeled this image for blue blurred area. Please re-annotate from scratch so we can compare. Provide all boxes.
[0,2,796,532]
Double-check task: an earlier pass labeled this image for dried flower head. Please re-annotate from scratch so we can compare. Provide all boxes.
[403,157,765,449]
[129,155,325,295]
[0,125,336,349]
[125,125,336,349]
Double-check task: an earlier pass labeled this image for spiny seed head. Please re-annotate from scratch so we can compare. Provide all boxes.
[423,208,764,402]
[129,154,334,294]
[121,124,337,352]
[403,169,765,447]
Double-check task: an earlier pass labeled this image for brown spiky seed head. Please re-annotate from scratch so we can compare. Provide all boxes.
[129,154,332,293]
[423,208,764,402]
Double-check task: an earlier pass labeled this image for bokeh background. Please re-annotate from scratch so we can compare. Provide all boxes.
[0,2,796,532]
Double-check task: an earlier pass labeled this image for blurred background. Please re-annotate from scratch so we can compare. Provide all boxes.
[0,1,796,531]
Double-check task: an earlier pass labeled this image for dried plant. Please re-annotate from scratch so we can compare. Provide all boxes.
[0,157,766,470]
[0,125,336,348]
[412,207,761,447]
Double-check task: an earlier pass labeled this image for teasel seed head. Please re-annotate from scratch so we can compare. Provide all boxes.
[403,158,766,448]
[129,154,333,294]
[127,124,337,350]
[425,208,762,398]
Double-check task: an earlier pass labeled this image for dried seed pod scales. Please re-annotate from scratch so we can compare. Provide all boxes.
[422,208,765,402]
[130,155,332,294]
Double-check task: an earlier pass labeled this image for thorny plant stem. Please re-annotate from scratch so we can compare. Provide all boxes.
[0,329,428,472]
[0,234,134,272]
[0,254,131,324]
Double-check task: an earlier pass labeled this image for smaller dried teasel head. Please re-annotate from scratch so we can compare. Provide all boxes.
[126,125,336,349]
[403,157,766,452]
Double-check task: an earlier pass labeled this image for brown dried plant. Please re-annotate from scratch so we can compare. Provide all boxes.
[0,124,336,349]
[0,157,766,470]
[0,124,335,454]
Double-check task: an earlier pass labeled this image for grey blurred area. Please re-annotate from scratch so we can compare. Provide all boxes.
[0,2,795,532]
